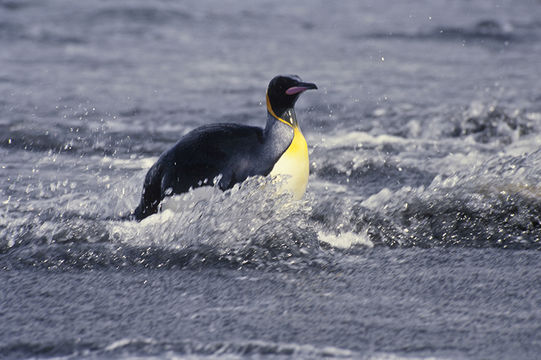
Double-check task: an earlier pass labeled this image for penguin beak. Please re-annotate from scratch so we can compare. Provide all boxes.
[285,82,318,96]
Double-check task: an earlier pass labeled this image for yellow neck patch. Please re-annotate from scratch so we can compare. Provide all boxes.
[267,95,309,200]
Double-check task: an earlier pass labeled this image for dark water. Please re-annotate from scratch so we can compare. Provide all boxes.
[2,0,541,359]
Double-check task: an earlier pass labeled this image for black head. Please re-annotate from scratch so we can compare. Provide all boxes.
[267,75,317,121]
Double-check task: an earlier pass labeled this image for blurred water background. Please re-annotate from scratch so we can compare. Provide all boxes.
[1,0,541,359]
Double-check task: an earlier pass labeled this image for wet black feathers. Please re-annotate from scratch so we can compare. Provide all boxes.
[133,124,269,220]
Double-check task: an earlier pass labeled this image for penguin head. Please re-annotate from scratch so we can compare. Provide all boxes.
[267,75,317,123]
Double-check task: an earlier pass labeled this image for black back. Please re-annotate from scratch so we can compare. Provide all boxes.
[133,124,276,220]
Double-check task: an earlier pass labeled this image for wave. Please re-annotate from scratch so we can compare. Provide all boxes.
[0,178,326,271]
[342,102,540,146]
[307,123,541,250]
[0,21,86,45]
[448,104,537,144]
[0,123,148,156]
[430,20,515,42]
[0,0,39,11]
[2,135,541,273]
[1,337,360,360]
[349,150,541,249]
[89,6,192,25]
[316,157,434,195]
[0,103,196,156]
[0,5,189,45]
[358,19,536,45]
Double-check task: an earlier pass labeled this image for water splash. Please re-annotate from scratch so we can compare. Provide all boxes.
[349,149,541,249]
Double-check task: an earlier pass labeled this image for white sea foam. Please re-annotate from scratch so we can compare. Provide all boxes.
[108,177,317,256]
[101,155,158,170]
[318,230,373,248]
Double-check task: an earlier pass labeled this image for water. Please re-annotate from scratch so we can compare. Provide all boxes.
[1,0,541,359]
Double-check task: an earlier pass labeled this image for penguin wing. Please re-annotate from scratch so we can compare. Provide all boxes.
[133,123,270,220]
[133,124,267,220]
[163,124,266,190]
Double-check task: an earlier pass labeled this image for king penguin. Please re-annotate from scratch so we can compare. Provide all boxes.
[132,75,317,221]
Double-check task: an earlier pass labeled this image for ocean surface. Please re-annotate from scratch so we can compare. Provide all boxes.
[1,0,541,359]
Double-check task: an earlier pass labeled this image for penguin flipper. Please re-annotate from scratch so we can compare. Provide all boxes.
[133,162,164,221]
